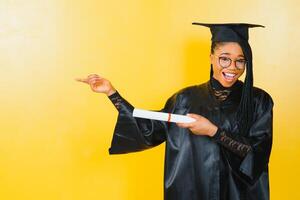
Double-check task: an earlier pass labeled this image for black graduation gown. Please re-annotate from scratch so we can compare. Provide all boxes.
[108,79,274,200]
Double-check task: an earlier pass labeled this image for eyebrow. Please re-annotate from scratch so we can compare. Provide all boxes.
[220,53,245,58]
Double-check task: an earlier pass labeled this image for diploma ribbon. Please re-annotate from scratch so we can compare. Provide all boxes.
[168,113,171,122]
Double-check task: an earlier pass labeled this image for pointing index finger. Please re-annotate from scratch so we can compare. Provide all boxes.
[75,78,88,83]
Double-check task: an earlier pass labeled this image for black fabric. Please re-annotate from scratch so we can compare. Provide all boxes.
[108,91,126,111]
[209,76,252,158]
[210,76,238,101]
[212,128,252,157]
[210,75,240,91]
[108,79,274,200]
[191,23,265,42]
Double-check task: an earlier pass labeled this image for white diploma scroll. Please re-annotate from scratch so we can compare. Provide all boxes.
[132,108,196,123]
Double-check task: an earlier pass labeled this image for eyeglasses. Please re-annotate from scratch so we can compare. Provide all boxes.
[216,56,247,70]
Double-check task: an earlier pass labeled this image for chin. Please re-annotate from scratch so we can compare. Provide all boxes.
[220,79,237,88]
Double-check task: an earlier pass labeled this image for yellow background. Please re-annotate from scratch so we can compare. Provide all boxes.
[0,0,299,199]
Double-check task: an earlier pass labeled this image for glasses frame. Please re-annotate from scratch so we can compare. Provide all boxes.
[216,55,247,70]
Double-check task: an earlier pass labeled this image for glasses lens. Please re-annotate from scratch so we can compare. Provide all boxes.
[236,60,247,69]
[219,57,231,68]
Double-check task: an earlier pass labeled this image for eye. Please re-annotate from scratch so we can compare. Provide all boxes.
[236,59,246,64]
[219,57,230,62]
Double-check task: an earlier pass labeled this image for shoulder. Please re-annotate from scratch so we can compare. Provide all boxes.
[176,81,208,96]
[166,83,206,108]
[176,85,200,96]
[173,84,202,99]
[163,85,198,105]
[252,86,274,109]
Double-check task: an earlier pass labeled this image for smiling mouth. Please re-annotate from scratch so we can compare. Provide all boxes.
[222,72,237,81]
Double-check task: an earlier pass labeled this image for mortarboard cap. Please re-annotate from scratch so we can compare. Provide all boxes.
[191,22,265,42]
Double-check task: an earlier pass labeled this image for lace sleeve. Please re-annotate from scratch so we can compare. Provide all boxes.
[108,90,133,112]
[212,128,252,157]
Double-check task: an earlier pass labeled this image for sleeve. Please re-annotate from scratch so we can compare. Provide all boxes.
[107,90,180,154]
[213,92,274,185]
[212,128,252,157]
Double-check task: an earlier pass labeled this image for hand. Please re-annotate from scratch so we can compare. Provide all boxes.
[176,113,218,137]
[75,74,116,96]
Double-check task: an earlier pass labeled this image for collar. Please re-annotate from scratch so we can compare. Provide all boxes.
[208,76,243,104]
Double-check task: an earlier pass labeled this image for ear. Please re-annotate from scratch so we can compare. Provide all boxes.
[210,54,213,64]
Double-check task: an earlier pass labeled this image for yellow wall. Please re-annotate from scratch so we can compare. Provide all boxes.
[0,0,299,199]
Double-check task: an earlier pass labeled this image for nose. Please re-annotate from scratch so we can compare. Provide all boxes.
[228,61,237,70]
[228,60,242,71]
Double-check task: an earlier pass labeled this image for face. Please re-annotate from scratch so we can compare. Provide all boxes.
[210,42,246,88]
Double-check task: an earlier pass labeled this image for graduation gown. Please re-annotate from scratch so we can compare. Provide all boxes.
[107,79,274,200]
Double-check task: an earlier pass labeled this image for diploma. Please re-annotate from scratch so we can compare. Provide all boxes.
[132,108,196,123]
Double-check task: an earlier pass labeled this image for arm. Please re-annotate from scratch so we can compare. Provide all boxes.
[211,128,252,157]
[76,74,176,154]
[213,92,274,185]
[108,90,180,154]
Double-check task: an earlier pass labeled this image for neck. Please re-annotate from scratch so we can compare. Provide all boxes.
[209,76,240,101]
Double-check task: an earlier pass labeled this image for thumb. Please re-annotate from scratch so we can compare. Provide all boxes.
[187,113,202,119]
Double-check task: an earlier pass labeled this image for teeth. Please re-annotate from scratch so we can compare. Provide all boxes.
[224,73,235,78]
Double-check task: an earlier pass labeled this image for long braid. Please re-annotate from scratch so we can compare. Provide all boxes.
[236,41,254,136]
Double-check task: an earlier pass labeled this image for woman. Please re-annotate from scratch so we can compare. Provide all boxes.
[76,23,274,200]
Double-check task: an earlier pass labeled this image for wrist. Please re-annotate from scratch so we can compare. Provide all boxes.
[208,125,218,137]
[106,88,117,96]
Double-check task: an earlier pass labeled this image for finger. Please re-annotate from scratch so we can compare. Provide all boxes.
[179,119,198,128]
[176,122,184,127]
[87,76,103,82]
[88,77,103,85]
[176,122,193,128]
[87,74,101,79]
[187,113,202,119]
[90,78,105,89]
[75,78,89,83]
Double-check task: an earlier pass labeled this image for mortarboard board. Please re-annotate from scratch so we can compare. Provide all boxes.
[191,23,265,42]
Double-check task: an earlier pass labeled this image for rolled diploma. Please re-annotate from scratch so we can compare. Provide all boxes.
[132,108,196,123]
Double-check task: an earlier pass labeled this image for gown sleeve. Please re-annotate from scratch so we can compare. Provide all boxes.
[212,92,274,185]
[212,128,252,157]
[107,90,180,154]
